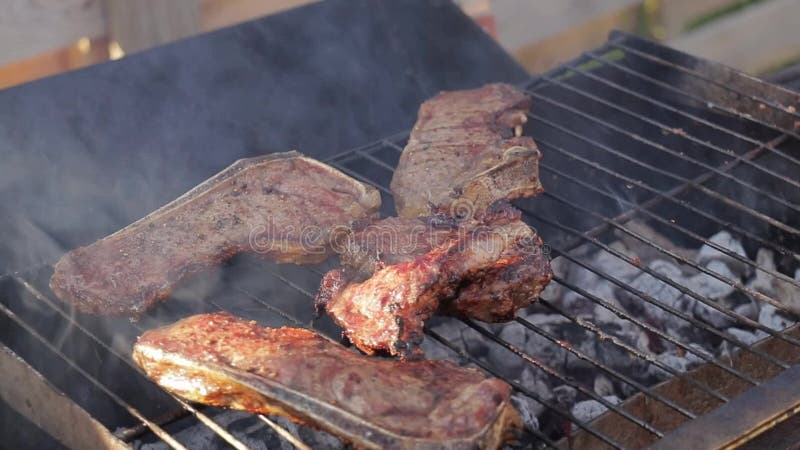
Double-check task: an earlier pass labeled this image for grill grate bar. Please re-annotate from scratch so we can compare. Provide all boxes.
[536,299,729,402]
[534,136,799,259]
[12,276,320,450]
[0,301,189,450]
[461,318,665,438]
[542,188,800,316]
[258,416,313,450]
[528,74,800,195]
[538,153,800,290]
[610,42,800,137]
[548,273,759,384]
[525,212,796,368]
[12,278,265,450]
[513,315,697,419]
[577,51,800,170]
[525,98,800,236]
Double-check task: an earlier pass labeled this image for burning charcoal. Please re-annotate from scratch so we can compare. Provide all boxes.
[621,260,686,327]
[772,268,800,315]
[565,336,600,372]
[559,265,602,315]
[137,410,299,450]
[516,366,553,417]
[591,241,642,282]
[649,352,690,380]
[570,396,620,423]
[526,330,568,372]
[696,231,751,277]
[593,374,615,397]
[692,301,736,329]
[592,294,625,325]
[734,301,759,321]
[615,221,697,263]
[488,321,529,377]
[747,249,777,296]
[511,394,541,432]
[553,385,577,407]
[428,318,465,347]
[758,304,796,331]
[273,416,345,450]
[688,260,737,299]
[419,338,457,361]
[726,328,767,346]
[587,318,651,377]
[687,260,738,328]
[684,343,714,366]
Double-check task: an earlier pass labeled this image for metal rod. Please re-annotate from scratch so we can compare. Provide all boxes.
[536,299,729,403]
[534,136,799,260]
[578,50,800,170]
[537,160,800,293]
[610,42,800,139]
[530,72,800,199]
[514,315,697,419]
[541,189,800,319]
[525,95,800,236]
[12,277,282,450]
[258,416,314,450]
[461,318,665,438]
[523,214,794,369]
[546,274,760,385]
[0,301,188,450]
[576,50,800,167]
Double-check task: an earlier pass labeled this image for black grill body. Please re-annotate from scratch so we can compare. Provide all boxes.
[1,1,799,449]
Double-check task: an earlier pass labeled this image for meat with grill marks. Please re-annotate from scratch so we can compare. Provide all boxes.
[390,83,543,218]
[50,152,381,316]
[133,312,521,450]
[316,203,552,359]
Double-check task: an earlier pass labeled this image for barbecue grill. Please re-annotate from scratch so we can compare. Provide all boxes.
[2,6,800,450]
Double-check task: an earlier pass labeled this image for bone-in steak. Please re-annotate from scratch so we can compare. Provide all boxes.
[133,312,521,450]
[317,203,552,359]
[390,83,543,218]
[50,152,381,316]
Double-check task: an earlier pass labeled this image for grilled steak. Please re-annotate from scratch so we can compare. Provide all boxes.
[390,83,543,218]
[317,203,552,358]
[133,312,521,450]
[50,152,381,316]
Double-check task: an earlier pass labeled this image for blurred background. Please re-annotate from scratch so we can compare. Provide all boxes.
[2,0,799,90]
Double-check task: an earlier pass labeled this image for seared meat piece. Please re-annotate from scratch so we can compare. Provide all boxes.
[133,312,521,450]
[317,203,552,358]
[50,152,380,316]
[391,83,543,218]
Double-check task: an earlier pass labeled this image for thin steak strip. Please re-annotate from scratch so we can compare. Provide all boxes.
[390,83,543,218]
[50,152,381,316]
[133,312,521,450]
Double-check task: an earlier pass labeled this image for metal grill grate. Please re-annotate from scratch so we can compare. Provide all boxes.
[2,31,799,449]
